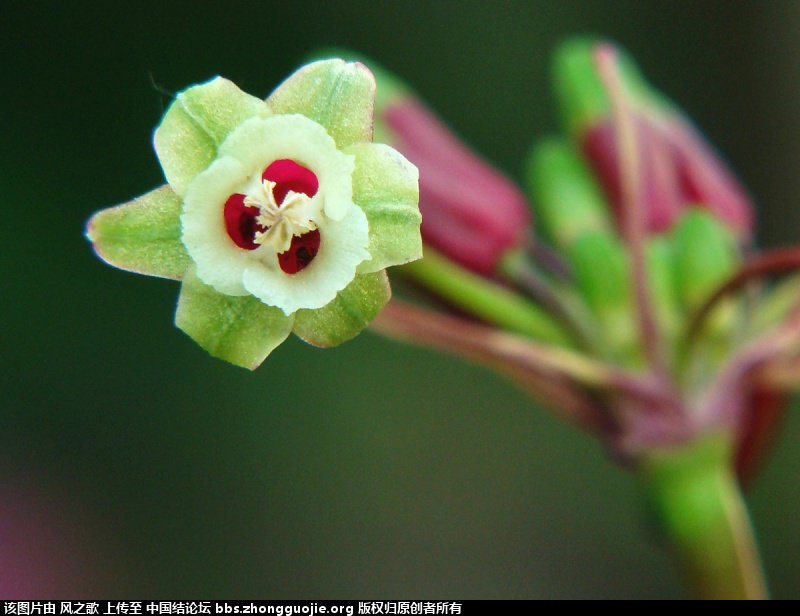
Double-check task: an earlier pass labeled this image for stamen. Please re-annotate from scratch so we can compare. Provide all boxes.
[223,160,322,271]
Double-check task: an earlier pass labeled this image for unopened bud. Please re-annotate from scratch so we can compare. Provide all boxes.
[366,61,531,274]
[525,137,613,251]
[554,38,754,237]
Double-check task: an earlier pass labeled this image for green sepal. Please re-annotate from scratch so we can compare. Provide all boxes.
[267,59,376,149]
[86,185,190,280]
[645,235,681,341]
[569,232,630,315]
[305,49,411,117]
[293,270,391,348]
[175,267,294,370]
[154,76,270,196]
[525,137,612,250]
[345,142,421,274]
[672,209,739,312]
[569,232,636,360]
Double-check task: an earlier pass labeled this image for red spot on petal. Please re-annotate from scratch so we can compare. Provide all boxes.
[278,229,321,274]
[263,159,319,204]
[224,193,263,250]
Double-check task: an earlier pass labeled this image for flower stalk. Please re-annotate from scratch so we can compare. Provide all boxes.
[641,434,767,599]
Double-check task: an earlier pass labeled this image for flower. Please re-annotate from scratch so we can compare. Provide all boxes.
[87,60,422,369]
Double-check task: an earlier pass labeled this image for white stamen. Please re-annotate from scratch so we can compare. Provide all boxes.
[244,179,318,253]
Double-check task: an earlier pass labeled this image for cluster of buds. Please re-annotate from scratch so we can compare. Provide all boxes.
[362,40,800,481]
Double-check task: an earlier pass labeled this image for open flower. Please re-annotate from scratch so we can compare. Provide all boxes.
[87,60,422,369]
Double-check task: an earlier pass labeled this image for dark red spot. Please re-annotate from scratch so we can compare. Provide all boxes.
[224,193,263,250]
[278,229,321,274]
[263,159,319,204]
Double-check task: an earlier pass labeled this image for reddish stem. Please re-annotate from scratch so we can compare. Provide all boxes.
[686,247,800,345]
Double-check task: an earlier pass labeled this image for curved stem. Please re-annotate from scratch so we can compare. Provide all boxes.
[399,248,572,345]
[500,251,599,353]
[685,247,800,346]
[641,434,768,599]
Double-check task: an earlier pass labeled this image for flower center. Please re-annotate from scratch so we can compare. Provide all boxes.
[223,159,322,274]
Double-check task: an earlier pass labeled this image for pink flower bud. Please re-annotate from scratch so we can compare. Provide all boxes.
[556,38,754,237]
[582,113,753,236]
[382,99,531,274]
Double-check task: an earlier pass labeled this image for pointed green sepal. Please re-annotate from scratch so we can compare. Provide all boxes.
[306,49,411,116]
[672,209,739,312]
[86,185,190,280]
[569,232,630,315]
[645,235,681,340]
[293,270,391,348]
[569,232,637,359]
[154,76,270,196]
[345,142,421,274]
[175,267,294,370]
[525,137,612,249]
[267,59,376,149]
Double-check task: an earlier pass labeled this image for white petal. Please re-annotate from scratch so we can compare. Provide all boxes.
[242,203,370,315]
[219,115,356,221]
[180,156,251,296]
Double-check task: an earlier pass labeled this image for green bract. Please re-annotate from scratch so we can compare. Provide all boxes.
[87,60,422,369]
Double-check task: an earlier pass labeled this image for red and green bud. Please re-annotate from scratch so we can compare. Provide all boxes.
[553,38,754,236]
[366,60,532,274]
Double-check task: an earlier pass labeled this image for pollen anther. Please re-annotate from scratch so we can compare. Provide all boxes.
[243,179,319,253]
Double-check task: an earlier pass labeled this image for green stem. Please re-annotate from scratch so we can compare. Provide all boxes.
[399,248,572,346]
[640,434,768,600]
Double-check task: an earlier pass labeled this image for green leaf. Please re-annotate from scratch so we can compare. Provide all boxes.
[175,268,294,370]
[345,142,421,274]
[292,270,391,347]
[267,59,375,149]
[154,76,270,196]
[86,185,190,280]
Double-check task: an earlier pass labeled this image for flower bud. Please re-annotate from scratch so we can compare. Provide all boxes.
[553,38,753,236]
[672,209,738,312]
[525,137,613,251]
[368,62,532,274]
[568,232,636,359]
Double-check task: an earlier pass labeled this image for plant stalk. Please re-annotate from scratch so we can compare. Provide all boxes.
[640,434,768,599]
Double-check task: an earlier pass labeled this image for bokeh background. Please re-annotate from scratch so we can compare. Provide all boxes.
[3,0,799,599]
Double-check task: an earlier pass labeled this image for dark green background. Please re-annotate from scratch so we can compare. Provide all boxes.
[3,0,799,599]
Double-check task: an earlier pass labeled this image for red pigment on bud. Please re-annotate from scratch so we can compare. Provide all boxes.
[383,99,531,274]
[736,388,785,484]
[582,114,754,236]
[223,160,321,274]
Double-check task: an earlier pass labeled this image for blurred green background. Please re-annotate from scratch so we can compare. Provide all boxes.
[3,0,799,599]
